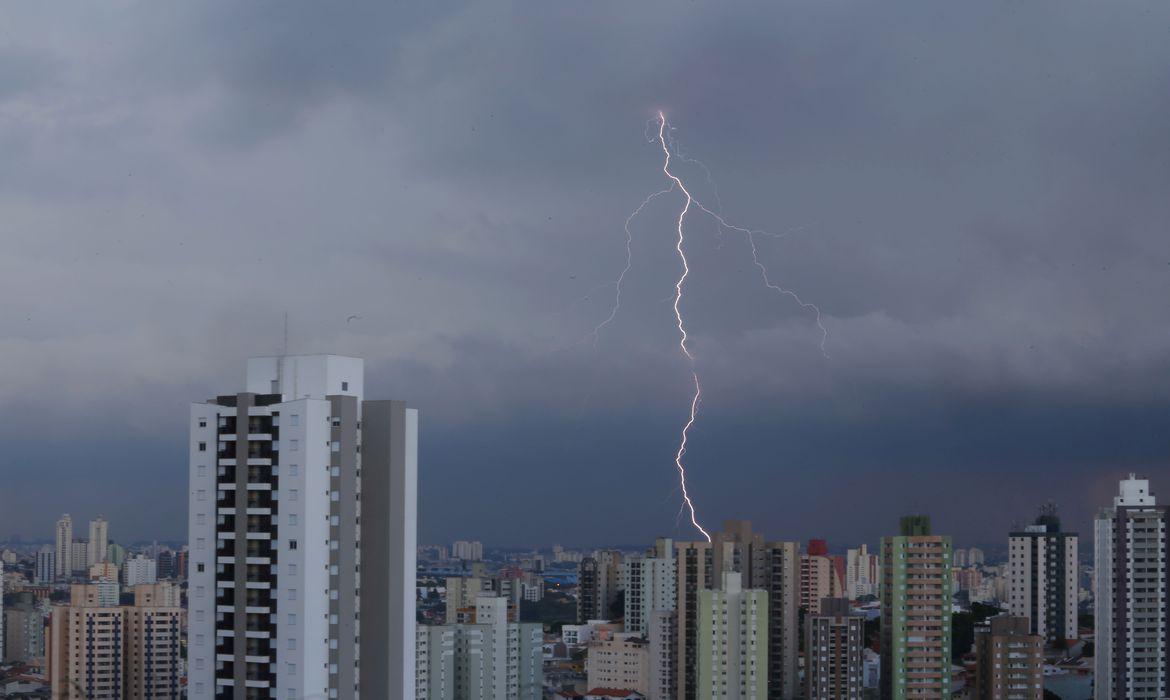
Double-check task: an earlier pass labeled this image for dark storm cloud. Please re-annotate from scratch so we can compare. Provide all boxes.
[2,0,1168,549]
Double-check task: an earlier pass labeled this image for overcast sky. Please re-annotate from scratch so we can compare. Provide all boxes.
[2,1,1168,550]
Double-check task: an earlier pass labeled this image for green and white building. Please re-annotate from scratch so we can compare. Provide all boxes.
[697,571,768,700]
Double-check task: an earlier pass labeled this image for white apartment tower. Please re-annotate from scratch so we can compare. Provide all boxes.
[845,544,879,599]
[88,517,109,567]
[1094,474,1169,700]
[622,538,676,637]
[1007,507,1078,645]
[55,514,73,578]
[188,355,418,700]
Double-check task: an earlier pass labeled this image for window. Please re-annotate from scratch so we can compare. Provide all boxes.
[291,414,300,427]
[331,440,340,452]
[198,418,207,428]
[290,489,299,501]
[197,563,205,572]
[289,514,298,525]
[196,513,206,525]
[196,538,206,550]
[290,439,299,451]
[341,381,349,391]
[289,540,298,550]
[196,586,205,598]
[288,588,298,601]
[289,464,299,476]
[289,564,298,575]
[288,638,297,650]
[197,490,207,502]
[198,441,206,452]
[287,663,296,675]
[288,613,297,625]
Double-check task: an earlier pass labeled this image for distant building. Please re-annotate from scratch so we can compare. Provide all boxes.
[587,633,649,695]
[579,550,622,623]
[106,542,126,568]
[87,517,108,567]
[121,555,156,586]
[880,515,953,700]
[69,539,88,575]
[973,615,1042,699]
[696,571,767,700]
[35,545,55,585]
[968,547,985,566]
[4,592,46,663]
[55,514,72,578]
[415,595,542,699]
[647,610,676,700]
[675,521,800,700]
[452,540,484,561]
[621,538,675,637]
[954,548,968,568]
[845,544,879,598]
[49,582,183,699]
[801,540,843,614]
[805,598,864,699]
[1094,474,1169,700]
[88,561,119,582]
[1008,506,1078,645]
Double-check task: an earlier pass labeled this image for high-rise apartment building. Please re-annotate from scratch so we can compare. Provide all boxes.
[845,544,880,599]
[452,540,484,561]
[801,540,843,614]
[1093,474,1169,700]
[415,595,542,699]
[696,571,767,700]
[587,632,650,695]
[4,592,46,663]
[70,539,88,575]
[973,615,1042,700]
[187,354,418,700]
[578,550,623,623]
[123,555,157,586]
[88,517,109,567]
[622,538,676,637]
[1008,506,1078,645]
[675,521,799,700]
[35,545,55,585]
[648,610,678,700]
[880,515,953,700]
[805,598,864,700]
[55,514,72,578]
[49,582,183,699]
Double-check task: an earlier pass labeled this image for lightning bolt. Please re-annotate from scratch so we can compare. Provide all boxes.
[587,185,675,347]
[656,111,712,542]
[651,111,828,542]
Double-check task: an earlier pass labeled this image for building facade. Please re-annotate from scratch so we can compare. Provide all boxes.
[55,514,73,579]
[587,633,650,695]
[845,544,880,599]
[880,516,953,700]
[187,354,418,700]
[805,598,864,700]
[696,572,767,700]
[1094,474,1169,700]
[622,538,676,637]
[88,517,109,567]
[973,615,1042,700]
[1007,507,1078,645]
[579,550,623,623]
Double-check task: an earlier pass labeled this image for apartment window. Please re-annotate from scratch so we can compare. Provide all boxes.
[196,513,206,525]
[341,381,349,391]
[196,586,205,598]
[197,563,205,572]
[198,441,206,452]
[289,514,298,525]
[331,440,341,453]
[290,489,299,501]
[196,538,206,550]
[288,613,297,625]
[199,418,207,428]
[288,638,297,650]
[290,439,299,451]
[288,588,298,601]
[196,610,204,622]
[289,540,298,550]
[287,663,296,675]
[291,414,300,427]
[289,464,299,476]
[289,563,298,575]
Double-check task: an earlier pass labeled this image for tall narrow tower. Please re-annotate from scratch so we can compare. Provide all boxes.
[187,355,418,700]
[54,514,72,579]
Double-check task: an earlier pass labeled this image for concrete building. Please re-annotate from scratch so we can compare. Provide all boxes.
[648,610,677,700]
[88,561,119,582]
[845,544,880,599]
[187,355,418,700]
[805,598,864,700]
[968,548,985,566]
[55,514,72,579]
[622,538,676,637]
[880,516,953,700]
[1094,474,1169,700]
[4,592,46,663]
[696,571,767,700]
[587,633,649,695]
[49,582,182,699]
[675,522,800,700]
[122,555,157,586]
[579,550,623,623]
[35,545,55,585]
[973,615,1042,700]
[88,517,109,567]
[415,595,543,699]
[107,542,126,568]
[801,540,843,614]
[1008,506,1078,646]
[452,540,484,561]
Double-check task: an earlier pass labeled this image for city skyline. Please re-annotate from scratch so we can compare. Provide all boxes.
[3,1,1170,550]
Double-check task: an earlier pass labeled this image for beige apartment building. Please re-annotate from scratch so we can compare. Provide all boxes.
[587,633,650,695]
